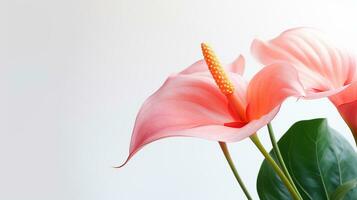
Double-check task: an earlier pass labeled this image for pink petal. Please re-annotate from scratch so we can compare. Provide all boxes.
[119,57,280,167]
[246,63,305,120]
[227,55,245,75]
[251,28,357,140]
[251,27,357,98]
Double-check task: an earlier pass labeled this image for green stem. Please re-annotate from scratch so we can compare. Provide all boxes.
[267,123,301,198]
[250,134,301,200]
[267,123,282,166]
[219,142,253,200]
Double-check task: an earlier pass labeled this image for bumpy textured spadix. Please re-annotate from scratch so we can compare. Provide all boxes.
[201,43,235,95]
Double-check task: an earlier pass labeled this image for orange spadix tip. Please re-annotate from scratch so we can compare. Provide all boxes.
[201,43,235,95]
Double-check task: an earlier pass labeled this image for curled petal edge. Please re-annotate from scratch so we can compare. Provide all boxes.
[117,106,280,168]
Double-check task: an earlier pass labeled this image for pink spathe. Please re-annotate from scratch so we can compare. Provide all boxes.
[120,52,305,167]
[251,27,357,140]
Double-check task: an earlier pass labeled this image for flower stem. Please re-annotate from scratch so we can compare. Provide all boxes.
[219,142,252,200]
[267,123,301,198]
[250,134,301,200]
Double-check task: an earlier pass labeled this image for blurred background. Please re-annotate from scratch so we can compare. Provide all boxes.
[1,0,357,199]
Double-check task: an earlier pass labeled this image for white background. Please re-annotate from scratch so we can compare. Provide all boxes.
[1,0,357,199]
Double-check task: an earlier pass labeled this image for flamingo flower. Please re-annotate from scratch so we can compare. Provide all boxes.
[120,43,305,167]
[251,27,357,141]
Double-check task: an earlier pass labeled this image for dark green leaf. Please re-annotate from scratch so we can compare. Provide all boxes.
[257,118,357,200]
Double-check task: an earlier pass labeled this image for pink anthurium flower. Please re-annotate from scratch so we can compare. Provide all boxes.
[119,43,305,167]
[251,27,357,141]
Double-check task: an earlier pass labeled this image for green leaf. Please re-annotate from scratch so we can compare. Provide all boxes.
[257,118,357,200]
[330,179,357,200]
